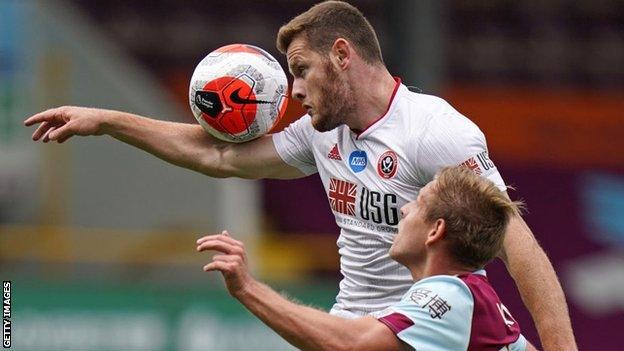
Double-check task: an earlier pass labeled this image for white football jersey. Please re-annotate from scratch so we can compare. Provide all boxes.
[273,80,506,316]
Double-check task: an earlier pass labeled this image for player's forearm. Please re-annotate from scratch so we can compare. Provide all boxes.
[235,280,359,351]
[99,110,231,177]
[502,215,577,351]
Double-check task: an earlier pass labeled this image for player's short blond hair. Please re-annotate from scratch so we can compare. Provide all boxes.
[276,1,383,65]
[426,167,524,269]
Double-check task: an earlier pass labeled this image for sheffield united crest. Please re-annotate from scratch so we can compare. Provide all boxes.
[377,150,398,179]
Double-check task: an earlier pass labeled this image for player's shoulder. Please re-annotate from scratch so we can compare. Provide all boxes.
[380,274,475,322]
[379,274,475,349]
[456,271,503,307]
[401,88,449,113]
[399,274,475,315]
[407,274,473,299]
[398,89,450,124]
[400,89,483,139]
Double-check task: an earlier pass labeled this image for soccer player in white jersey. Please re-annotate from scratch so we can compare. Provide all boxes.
[196,167,538,351]
[24,1,575,349]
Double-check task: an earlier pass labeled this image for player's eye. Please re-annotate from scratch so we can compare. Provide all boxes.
[296,66,307,77]
[290,66,301,77]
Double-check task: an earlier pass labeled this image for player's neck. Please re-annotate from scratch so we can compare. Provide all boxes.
[414,256,474,280]
[346,67,397,133]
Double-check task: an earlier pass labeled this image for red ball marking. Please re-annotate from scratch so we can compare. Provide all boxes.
[268,95,289,133]
[201,77,257,135]
[214,44,262,55]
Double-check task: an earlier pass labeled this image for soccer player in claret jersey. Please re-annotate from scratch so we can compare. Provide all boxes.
[197,167,538,350]
[24,1,576,349]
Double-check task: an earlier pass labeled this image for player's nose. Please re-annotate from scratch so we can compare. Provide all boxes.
[291,78,306,101]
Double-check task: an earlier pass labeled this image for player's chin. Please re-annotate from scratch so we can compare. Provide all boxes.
[389,244,400,261]
[311,113,339,132]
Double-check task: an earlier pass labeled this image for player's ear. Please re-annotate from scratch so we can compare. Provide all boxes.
[330,38,351,70]
[425,219,446,246]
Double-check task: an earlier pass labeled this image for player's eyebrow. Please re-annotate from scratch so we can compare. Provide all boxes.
[288,59,303,75]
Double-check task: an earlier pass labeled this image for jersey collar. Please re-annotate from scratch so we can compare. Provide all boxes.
[473,269,487,276]
[354,77,403,140]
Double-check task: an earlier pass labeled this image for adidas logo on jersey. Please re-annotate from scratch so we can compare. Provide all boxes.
[328,144,342,160]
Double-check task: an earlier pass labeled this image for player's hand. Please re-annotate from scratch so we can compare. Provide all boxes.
[196,230,254,298]
[24,106,108,143]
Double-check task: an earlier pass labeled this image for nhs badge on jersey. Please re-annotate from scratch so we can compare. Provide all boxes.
[349,150,367,173]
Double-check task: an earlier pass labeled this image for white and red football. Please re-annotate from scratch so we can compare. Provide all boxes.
[189,44,289,143]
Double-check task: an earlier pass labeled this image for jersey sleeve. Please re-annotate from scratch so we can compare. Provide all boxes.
[271,115,318,175]
[376,276,474,351]
[509,334,528,351]
[416,107,506,191]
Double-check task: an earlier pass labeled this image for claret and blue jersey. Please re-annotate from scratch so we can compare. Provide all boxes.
[377,271,527,351]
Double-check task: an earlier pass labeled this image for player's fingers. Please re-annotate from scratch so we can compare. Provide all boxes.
[32,121,53,141]
[42,126,57,143]
[24,108,64,126]
[212,254,244,264]
[32,122,50,140]
[196,234,215,244]
[196,239,241,254]
[24,111,49,126]
[197,231,230,244]
[218,232,244,247]
[196,233,243,247]
[196,234,220,245]
[197,240,241,255]
[213,233,243,247]
[212,254,230,261]
[210,255,245,274]
[203,261,230,272]
[48,123,74,141]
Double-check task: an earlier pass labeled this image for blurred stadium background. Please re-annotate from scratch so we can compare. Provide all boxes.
[1,0,622,350]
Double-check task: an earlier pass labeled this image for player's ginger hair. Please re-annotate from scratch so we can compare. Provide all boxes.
[428,167,525,270]
[276,0,384,65]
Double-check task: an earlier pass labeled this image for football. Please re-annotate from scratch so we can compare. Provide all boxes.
[189,44,289,143]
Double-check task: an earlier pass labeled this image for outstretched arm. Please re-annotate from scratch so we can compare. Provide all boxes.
[196,232,403,351]
[500,213,577,351]
[24,106,304,179]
